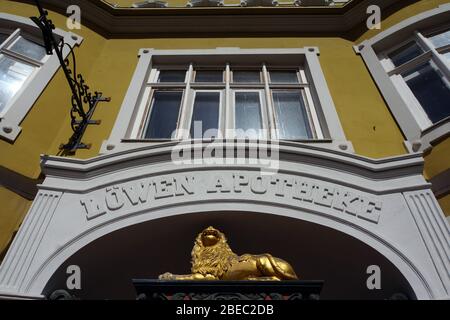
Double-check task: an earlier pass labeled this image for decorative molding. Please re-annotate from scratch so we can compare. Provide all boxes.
[404,190,450,297]
[0,190,62,292]
[133,280,324,301]
[12,0,401,37]
[44,141,427,194]
[0,143,448,299]
[0,13,83,142]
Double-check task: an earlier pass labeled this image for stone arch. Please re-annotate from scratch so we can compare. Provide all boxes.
[30,201,428,299]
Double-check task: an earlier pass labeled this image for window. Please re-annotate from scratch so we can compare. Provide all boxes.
[105,48,350,154]
[132,64,324,141]
[356,4,450,152]
[0,13,82,142]
[379,26,450,128]
[0,30,48,115]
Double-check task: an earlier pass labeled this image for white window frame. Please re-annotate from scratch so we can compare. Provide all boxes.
[102,48,351,154]
[186,89,224,140]
[355,4,450,153]
[0,13,83,142]
[0,30,48,117]
[231,89,268,140]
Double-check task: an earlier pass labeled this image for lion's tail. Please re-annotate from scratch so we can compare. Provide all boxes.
[266,254,298,280]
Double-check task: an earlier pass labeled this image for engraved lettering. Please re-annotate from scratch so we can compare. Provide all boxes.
[154,179,174,199]
[174,175,195,196]
[314,186,335,207]
[233,174,249,193]
[333,191,361,216]
[81,197,106,220]
[292,180,315,202]
[122,181,151,205]
[271,177,292,197]
[358,198,381,223]
[250,176,268,194]
[207,175,231,193]
[105,186,125,211]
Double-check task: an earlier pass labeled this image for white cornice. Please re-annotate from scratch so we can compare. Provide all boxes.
[39,140,428,194]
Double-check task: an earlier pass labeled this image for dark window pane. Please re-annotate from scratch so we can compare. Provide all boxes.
[233,70,261,83]
[388,42,423,67]
[273,91,312,139]
[0,33,9,45]
[158,70,186,82]
[190,92,220,139]
[9,37,47,61]
[235,92,263,138]
[270,70,299,83]
[403,63,450,124]
[144,91,182,139]
[195,70,223,82]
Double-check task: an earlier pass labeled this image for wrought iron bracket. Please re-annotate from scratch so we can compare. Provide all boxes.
[59,92,110,152]
[31,0,110,154]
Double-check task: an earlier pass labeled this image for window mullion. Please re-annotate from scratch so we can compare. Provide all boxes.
[262,63,276,139]
[416,31,450,80]
[0,28,20,51]
[177,63,193,139]
[1,49,43,67]
[300,69,324,139]
[225,63,232,139]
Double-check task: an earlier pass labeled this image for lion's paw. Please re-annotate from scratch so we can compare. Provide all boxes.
[158,272,174,280]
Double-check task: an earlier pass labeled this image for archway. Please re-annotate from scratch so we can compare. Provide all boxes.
[42,211,415,300]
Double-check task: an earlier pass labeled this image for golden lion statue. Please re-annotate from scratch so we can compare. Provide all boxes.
[159,226,298,281]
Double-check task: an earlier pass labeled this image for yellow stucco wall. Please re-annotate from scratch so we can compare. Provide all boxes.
[423,138,450,180]
[354,0,450,214]
[0,2,106,178]
[0,0,449,256]
[1,1,412,171]
[0,187,31,259]
[438,194,450,217]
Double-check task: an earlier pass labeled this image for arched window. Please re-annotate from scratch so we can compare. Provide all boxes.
[0,13,82,142]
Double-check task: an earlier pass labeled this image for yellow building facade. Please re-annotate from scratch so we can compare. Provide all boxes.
[0,0,448,299]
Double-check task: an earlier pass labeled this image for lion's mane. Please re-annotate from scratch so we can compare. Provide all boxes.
[191,230,238,278]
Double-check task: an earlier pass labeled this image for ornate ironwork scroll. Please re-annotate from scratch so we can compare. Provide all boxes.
[31,0,110,153]
[133,280,324,301]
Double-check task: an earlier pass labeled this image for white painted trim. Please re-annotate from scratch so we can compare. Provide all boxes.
[356,4,450,153]
[0,13,83,142]
[101,47,352,154]
[0,144,448,299]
